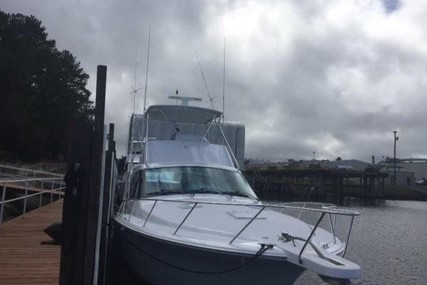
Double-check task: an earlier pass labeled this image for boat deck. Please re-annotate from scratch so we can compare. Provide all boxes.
[0,200,63,284]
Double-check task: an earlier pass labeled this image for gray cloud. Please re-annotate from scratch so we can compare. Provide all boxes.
[2,0,427,162]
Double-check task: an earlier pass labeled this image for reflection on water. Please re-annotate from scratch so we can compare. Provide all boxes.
[294,200,427,285]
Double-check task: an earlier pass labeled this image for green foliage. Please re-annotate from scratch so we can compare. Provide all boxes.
[0,11,93,161]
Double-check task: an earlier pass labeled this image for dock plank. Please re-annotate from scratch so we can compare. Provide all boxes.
[0,200,63,285]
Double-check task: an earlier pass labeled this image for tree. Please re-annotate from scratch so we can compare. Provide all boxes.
[0,11,93,161]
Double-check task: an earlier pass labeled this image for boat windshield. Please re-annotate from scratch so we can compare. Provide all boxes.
[129,167,258,200]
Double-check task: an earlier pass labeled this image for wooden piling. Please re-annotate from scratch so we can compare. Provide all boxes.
[60,120,92,285]
[60,65,107,285]
[98,123,116,285]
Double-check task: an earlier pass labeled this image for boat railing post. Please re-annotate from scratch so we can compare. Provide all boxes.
[173,202,198,235]
[298,212,325,264]
[61,180,66,196]
[342,215,355,257]
[297,202,307,219]
[0,184,6,223]
[230,206,266,244]
[39,181,44,208]
[328,213,337,244]
[143,200,158,227]
[39,191,43,208]
[129,199,136,221]
[23,183,29,215]
[50,179,54,203]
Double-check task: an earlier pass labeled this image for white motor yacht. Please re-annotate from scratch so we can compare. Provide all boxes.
[113,104,361,285]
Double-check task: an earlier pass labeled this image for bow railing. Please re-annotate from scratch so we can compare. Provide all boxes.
[118,197,359,262]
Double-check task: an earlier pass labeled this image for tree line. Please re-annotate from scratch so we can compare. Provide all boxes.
[0,11,93,162]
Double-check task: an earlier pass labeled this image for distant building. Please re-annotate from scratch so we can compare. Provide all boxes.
[376,158,427,186]
[398,158,427,181]
[245,158,374,171]
[333,159,373,171]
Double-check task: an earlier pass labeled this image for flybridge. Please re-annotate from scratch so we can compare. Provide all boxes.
[127,105,245,169]
[143,105,236,169]
[145,105,222,124]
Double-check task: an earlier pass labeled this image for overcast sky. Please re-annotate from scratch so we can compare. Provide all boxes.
[2,0,426,162]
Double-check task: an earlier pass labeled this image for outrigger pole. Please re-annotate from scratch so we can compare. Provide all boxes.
[195,51,215,109]
[143,25,151,113]
[222,37,226,122]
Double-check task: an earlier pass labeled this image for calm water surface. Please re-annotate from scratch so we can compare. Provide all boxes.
[295,200,427,285]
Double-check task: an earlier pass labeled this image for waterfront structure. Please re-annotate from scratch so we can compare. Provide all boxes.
[244,159,387,204]
[397,158,427,182]
[377,158,427,186]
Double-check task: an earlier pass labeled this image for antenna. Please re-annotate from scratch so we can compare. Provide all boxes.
[194,51,215,108]
[143,25,151,113]
[222,37,226,122]
[168,95,202,106]
[130,45,142,113]
[168,89,202,106]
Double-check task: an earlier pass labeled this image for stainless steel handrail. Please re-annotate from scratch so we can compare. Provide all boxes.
[122,197,360,217]
[342,215,355,257]
[298,212,326,264]
[173,202,199,235]
[0,189,64,204]
[328,213,337,244]
[0,177,65,183]
[120,197,359,262]
[142,200,158,227]
[0,178,65,223]
[0,164,64,178]
[229,206,266,244]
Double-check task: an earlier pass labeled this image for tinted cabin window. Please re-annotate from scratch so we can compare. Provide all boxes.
[144,167,257,199]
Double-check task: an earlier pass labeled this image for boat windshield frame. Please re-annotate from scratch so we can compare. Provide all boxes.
[142,105,240,169]
[128,166,258,200]
[144,105,223,124]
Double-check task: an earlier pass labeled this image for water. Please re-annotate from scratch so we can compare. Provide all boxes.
[110,200,427,285]
[295,200,427,285]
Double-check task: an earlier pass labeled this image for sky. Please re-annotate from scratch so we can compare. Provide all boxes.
[2,0,427,162]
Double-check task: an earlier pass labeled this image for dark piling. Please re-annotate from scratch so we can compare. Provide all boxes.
[60,65,107,285]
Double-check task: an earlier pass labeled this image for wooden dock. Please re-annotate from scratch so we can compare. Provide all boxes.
[0,200,63,284]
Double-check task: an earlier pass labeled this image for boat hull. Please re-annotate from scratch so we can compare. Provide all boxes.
[113,220,305,285]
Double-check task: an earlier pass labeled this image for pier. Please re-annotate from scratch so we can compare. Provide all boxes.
[245,165,388,204]
[0,164,65,224]
[0,164,65,283]
[0,200,63,284]
[0,66,112,285]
